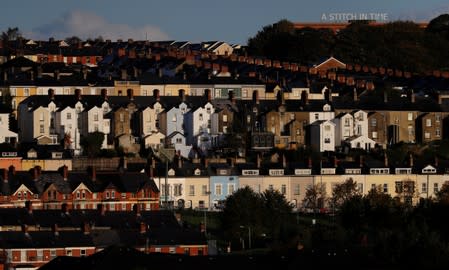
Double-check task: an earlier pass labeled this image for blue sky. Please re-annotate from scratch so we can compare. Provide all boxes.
[2,0,449,44]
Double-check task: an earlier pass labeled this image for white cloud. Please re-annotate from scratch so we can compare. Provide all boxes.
[28,10,169,41]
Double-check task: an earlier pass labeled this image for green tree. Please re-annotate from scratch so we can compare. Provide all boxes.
[221,186,264,245]
[331,177,359,209]
[80,132,105,157]
[302,184,327,212]
[261,189,294,244]
[427,14,449,40]
[1,27,21,41]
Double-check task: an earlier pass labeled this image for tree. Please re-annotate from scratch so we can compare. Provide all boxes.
[80,132,105,157]
[302,184,327,212]
[427,14,449,40]
[435,182,449,204]
[331,177,359,209]
[1,27,21,41]
[221,186,264,244]
[260,189,294,244]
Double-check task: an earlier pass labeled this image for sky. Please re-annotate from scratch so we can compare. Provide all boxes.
[1,0,449,44]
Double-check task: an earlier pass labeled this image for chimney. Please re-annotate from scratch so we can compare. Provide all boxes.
[25,200,33,214]
[121,69,127,80]
[353,88,358,101]
[90,166,96,181]
[153,89,160,101]
[140,222,147,234]
[62,165,68,181]
[9,165,15,175]
[61,203,69,215]
[177,150,182,168]
[101,89,108,100]
[75,89,82,100]
[228,91,235,104]
[82,67,87,80]
[33,166,41,181]
[179,89,186,102]
[205,89,212,102]
[22,224,30,237]
[54,70,60,80]
[37,66,43,78]
[127,89,134,100]
[133,204,141,217]
[301,91,309,105]
[48,89,55,100]
[83,222,90,235]
[3,169,8,182]
[410,90,415,103]
[97,204,106,216]
[52,224,59,236]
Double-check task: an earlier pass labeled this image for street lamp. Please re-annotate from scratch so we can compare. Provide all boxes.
[240,225,251,250]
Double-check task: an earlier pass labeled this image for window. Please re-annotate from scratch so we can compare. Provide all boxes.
[106,191,110,199]
[383,184,388,193]
[268,184,274,191]
[425,132,430,139]
[395,182,403,193]
[436,129,441,137]
[66,250,72,256]
[122,193,126,199]
[111,191,115,199]
[315,113,319,120]
[371,184,376,190]
[215,184,222,196]
[155,247,161,253]
[24,88,30,96]
[202,185,208,196]
[422,183,427,193]
[174,184,182,196]
[357,183,363,193]
[408,112,413,121]
[119,113,124,122]
[94,113,99,121]
[436,114,441,122]
[426,119,432,127]
[67,113,71,120]
[434,183,439,194]
[169,247,176,254]
[344,118,350,127]
[172,114,177,122]
[228,184,235,194]
[40,124,44,134]
[324,138,330,143]
[94,124,99,132]
[324,125,331,131]
[223,115,228,122]
[371,118,377,127]
[189,185,195,196]
[80,249,86,256]
[294,184,300,195]
[76,191,80,199]
[281,184,286,195]
[199,113,203,121]
[82,191,86,199]
[372,131,378,139]
[50,250,56,259]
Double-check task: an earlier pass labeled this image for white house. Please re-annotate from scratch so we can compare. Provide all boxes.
[166,131,192,158]
[140,102,164,136]
[333,113,353,147]
[0,112,17,144]
[80,106,110,149]
[308,103,334,125]
[55,106,82,154]
[184,102,214,146]
[159,102,190,137]
[352,110,369,137]
[310,120,336,152]
[345,135,376,151]
[143,131,165,149]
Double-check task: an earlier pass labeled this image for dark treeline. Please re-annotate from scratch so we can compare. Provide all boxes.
[247,14,449,73]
